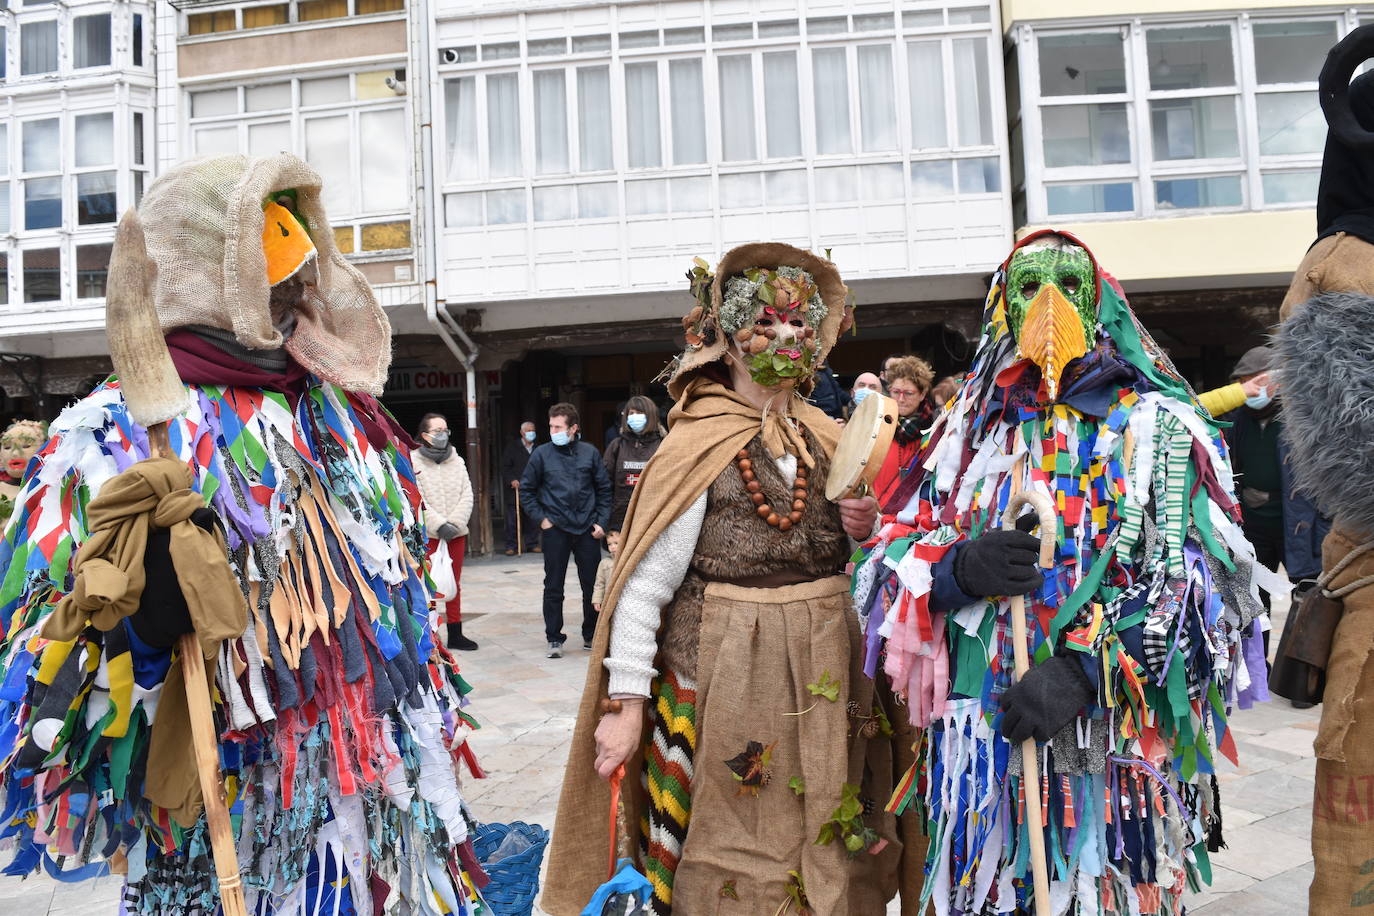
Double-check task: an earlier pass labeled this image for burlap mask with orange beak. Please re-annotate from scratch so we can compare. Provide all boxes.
[1004,236,1097,401]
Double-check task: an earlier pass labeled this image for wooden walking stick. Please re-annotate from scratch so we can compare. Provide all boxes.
[107,210,248,916]
[515,483,524,556]
[1002,489,1057,915]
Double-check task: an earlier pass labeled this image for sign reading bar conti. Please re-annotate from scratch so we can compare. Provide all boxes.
[385,366,464,397]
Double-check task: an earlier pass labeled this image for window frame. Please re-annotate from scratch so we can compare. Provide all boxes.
[1018,11,1353,222]
[182,0,405,38]
[436,11,1008,229]
[183,69,412,255]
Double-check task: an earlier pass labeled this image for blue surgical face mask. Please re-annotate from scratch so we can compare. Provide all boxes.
[523,430,536,442]
[852,387,872,405]
[551,430,571,447]
[1245,388,1273,411]
[626,413,648,433]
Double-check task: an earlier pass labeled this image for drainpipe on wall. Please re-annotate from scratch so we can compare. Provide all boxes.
[409,0,492,555]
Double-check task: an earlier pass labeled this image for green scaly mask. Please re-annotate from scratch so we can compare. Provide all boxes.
[1004,240,1098,400]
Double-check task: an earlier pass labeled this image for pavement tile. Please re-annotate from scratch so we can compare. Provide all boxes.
[1255,804,1317,843]
[1215,767,1322,818]
[1209,820,1313,881]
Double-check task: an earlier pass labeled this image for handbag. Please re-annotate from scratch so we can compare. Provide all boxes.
[1270,541,1374,705]
[430,539,457,602]
[580,764,652,916]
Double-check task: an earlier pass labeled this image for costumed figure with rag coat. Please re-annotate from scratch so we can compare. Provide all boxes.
[0,154,488,913]
[851,230,1280,914]
[1270,23,1374,913]
[542,244,919,916]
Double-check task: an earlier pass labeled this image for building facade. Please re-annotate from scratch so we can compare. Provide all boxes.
[0,0,1356,549]
[1004,0,1369,387]
[0,0,154,410]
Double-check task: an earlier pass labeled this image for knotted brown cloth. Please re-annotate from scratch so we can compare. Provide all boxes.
[540,376,841,915]
[42,456,248,826]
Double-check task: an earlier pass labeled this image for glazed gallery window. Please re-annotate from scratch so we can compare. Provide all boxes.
[188,73,410,252]
[21,20,58,76]
[15,113,119,232]
[440,23,1003,227]
[186,0,402,35]
[73,14,113,69]
[1022,16,1337,220]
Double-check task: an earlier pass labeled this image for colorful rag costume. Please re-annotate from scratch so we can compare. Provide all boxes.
[852,231,1279,914]
[0,155,487,914]
[542,244,914,916]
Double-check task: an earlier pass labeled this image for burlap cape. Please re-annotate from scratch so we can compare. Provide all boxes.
[540,376,841,915]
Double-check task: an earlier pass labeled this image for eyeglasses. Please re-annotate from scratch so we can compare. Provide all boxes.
[888,387,922,399]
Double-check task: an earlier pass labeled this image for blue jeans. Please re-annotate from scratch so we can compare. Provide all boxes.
[541,526,601,644]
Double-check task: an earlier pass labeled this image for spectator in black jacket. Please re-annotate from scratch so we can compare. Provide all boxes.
[500,420,540,555]
[809,363,849,421]
[603,395,664,533]
[521,402,613,658]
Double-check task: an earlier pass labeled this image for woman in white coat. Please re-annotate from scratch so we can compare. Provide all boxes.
[415,412,477,650]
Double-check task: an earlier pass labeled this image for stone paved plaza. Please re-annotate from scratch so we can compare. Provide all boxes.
[0,552,1319,915]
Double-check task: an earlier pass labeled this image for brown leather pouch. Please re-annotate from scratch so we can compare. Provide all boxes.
[1270,582,1345,705]
[1288,588,1345,667]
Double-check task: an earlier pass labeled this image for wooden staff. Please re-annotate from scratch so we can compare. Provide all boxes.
[515,483,523,556]
[1001,489,1057,915]
[149,424,248,916]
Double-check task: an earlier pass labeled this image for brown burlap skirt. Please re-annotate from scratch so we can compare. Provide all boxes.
[1311,582,1374,912]
[668,575,900,914]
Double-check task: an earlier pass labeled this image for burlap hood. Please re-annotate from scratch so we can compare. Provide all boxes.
[131,154,391,395]
[667,243,849,399]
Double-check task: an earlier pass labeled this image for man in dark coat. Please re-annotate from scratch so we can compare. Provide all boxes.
[809,363,849,420]
[500,420,540,555]
[520,402,612,657]
[1221,345,1331,593]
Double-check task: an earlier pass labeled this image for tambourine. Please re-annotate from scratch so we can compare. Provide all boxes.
[825,392,897,501]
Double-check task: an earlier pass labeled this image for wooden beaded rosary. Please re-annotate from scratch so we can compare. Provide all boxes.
[737,446,808,531]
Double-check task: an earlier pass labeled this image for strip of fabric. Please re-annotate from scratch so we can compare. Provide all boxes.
[848,270,1274,913]
[641,669,698,916]
[0,379,486,914]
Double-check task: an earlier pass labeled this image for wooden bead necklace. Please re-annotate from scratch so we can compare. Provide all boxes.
[737,448,808,531]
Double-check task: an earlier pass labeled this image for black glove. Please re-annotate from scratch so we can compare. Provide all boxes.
[437,522,462,542]
[998,655,1095,744]
[130,507,220,649]
[953,524,1041,598]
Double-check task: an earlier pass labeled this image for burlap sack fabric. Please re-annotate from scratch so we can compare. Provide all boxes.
[1310,526,1374,912]
[1279,232,1374,321]
[1274,199,1374,912]
[127,154,391,395]
[671,576,899,913]
[540,379,848,915]
[544,241,921,913]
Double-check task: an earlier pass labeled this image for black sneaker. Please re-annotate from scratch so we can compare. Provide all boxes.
[583,640,593,650]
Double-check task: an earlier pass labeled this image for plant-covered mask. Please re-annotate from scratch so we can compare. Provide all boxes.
[721,268,823,389]
[1005,237,1097,400]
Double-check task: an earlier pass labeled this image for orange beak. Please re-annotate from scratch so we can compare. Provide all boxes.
[1017,285,1090,401]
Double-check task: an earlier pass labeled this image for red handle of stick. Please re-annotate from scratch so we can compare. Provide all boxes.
[607,763,625,881]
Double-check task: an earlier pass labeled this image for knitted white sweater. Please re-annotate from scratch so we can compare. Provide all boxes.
[605,454,796,697]
[414,450,475,539]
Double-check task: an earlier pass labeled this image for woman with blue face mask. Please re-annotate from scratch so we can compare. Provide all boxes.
[602,395,664,535]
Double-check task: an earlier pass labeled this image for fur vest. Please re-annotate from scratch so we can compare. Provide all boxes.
[658,429,849,679]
